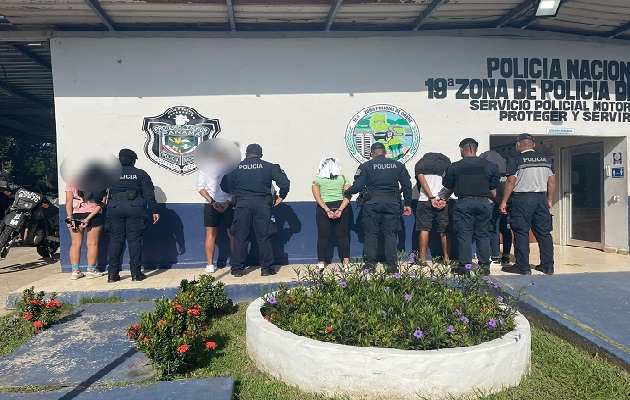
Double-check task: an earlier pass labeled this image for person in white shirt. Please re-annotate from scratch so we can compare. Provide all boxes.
[413,153,452,264]
[198,170,234,273]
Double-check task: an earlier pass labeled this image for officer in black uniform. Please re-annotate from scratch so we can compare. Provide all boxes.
[344,142,412,273]
[106,149,160,282]
[435,138,499,275]
[499,133,556,275]
[220,143,290,277]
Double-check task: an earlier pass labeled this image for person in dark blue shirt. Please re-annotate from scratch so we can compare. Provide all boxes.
[435,138,499,275]
[106,149,160,282]
[345,142,412,273]
[220,143,290,277]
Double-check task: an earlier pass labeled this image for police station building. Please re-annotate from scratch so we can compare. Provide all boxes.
[0,1,628,270]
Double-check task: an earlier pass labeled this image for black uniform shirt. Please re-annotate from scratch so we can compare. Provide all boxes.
[345,154,413,206]
[110,165,159,214]
[220,157,290,199]
[442,156,499,198]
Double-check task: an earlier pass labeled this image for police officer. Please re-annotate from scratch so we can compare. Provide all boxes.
[344,142,412,273]
[499,133,556,275]
[106,149,160,282]
[435,138,499,275]
[220,143,290,277]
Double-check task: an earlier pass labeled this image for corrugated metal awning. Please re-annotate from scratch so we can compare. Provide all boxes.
[2,0,630,142]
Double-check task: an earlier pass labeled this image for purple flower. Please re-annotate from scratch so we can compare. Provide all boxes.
[409,271,416,277]
[485,278,493,285]
[413,329,423,339]
[267,297,276,305]
[531,281,536,286]
[394,273,401,279]
[497,295,504,303]
[499,317,505,325]
[455,308,462,316]
[460,316,469,324]
[404,294,412,301]
[487,318,497,329]
[409,253,415,263]
[340,281,347,288]
[447,325,454,333]
[430,275,436,281]
[385,286,390,292]
[363,268,370,275]
[493,283,499,289]
[381,309,387,316]
[464,264,472,270]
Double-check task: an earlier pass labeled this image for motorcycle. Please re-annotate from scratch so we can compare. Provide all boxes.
[0,185,60,259]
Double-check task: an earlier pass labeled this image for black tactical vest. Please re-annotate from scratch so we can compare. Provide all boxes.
[452,158,490,197]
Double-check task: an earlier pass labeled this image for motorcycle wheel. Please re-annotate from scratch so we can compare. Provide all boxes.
[36,245,51,259]
[0,226,14,258]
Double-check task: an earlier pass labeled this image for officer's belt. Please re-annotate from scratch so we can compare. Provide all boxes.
[235,195,268,201]
[109,192,144,200]
[512,192,546,195]
[456,195,488,199]
[370,192,399,197]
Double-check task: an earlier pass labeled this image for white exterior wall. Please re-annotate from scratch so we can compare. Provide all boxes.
[51,35,630,251]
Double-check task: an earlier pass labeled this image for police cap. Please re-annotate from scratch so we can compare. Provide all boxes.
[516,133,535,142]
[370,142,386,151]
[119,148,138,159]
[458,138,478,148]
[246,143,263,155]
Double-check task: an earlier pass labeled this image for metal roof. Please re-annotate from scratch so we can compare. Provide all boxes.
[2,0,630,142]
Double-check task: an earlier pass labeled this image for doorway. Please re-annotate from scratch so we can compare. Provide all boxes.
[561,143,604,249]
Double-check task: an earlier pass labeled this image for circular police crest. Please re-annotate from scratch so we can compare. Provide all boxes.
[345,104,420,164]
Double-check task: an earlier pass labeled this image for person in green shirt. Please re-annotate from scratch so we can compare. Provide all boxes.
[312,157,351,269]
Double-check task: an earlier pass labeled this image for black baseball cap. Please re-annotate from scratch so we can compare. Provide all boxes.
[516,133,534,142]
[246,143,263,154]
[119,148,138,159]
[371,142,386,151]
[459,138,478,148]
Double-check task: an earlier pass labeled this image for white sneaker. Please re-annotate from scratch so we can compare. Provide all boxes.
[85,269,104,279]
[205,264,216,273]
[71,270,84,280]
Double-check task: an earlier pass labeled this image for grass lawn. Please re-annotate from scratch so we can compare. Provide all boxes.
[0,302,628,399]
[184,303,630,400]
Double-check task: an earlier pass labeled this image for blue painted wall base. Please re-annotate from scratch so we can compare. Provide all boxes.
[59,201,463,272]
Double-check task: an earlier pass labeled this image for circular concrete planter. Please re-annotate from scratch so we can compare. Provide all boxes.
[246,297,531,400]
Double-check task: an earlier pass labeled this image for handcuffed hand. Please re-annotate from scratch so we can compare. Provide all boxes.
[499,202,508,214]
[403,206,412,216]
[333,209,343,219]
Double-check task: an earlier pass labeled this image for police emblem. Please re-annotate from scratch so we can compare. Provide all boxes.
[345,104,420,164]
[143,106,220,175]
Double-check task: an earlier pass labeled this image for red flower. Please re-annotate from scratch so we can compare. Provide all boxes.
[173,304,184,313]
[264,316,271,322]
[156,319,167,327]
[271,313,280,320]
[455,304,461,310]
[194,304,202,309]
[326,326,333,333]
[177,344,189,354]
[143,336,150,343]
[132,324,140,330]
[187,309,200,316]
[205,341,217,350]
[33,321,44,329]
[24,313,34,321]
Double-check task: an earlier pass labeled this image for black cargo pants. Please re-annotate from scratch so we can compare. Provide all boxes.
[106,198,147,278]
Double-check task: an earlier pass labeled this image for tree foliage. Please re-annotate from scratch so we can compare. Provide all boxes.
[0,136,57,192]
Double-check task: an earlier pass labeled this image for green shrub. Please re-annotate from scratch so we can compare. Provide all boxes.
[127,275,230,377]
[17,287,64,330]
[261,258,519,350]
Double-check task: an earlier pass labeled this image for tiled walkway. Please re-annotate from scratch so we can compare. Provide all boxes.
[2,245,629,368]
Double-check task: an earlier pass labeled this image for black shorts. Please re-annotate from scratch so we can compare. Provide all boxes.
[72,212,104,228]
[204,203,234,228]
[415,201,449,233]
